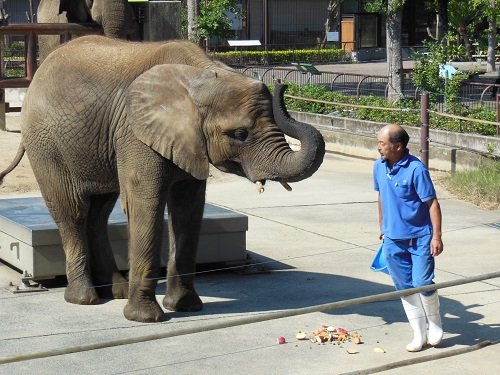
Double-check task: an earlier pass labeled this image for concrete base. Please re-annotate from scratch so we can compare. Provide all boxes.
[0,197,248,279]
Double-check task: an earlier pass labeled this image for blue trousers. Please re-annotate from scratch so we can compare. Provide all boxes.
[382,234,435,297]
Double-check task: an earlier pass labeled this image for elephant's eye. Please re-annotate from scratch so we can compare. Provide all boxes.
[227,129,248,142]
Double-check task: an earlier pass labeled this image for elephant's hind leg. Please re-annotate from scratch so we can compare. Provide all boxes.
[46,196,99,305]
[26,134,99,305]
[87,193,129,299]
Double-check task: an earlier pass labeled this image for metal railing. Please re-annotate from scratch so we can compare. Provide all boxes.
[0,23,102,130]
[236,65,500,115]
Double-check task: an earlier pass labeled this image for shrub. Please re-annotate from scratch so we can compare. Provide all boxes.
[214,48,348,65]
[273,83,498,136]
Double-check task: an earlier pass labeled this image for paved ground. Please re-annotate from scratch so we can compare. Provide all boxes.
[298,59,493,78]
[0,137,499,374]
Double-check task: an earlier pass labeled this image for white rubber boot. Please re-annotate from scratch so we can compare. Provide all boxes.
[401,294,427,352]
[420,292,443,346]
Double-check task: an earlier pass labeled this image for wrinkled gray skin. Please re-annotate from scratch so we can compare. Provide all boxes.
[37,0,138,62]
[8,36,325,322]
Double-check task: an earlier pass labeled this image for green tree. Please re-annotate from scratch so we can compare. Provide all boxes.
[187,0,200,42]
[197,0,239,41]
[365,0,407,102]
[448,0,484,60]
[471,0,499,72]
[322,1,343,46]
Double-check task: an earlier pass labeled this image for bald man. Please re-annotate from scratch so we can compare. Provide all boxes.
[373,124,444,352]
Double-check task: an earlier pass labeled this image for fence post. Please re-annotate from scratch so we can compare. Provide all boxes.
[420,92,429,168]
[497,93,500,136]
[0,35,5,131]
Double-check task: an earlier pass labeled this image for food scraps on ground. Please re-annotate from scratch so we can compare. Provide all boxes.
[277,336,287,344]
[295,325,363,345]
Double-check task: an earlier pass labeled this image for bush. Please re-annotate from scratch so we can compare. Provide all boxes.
[214,48,348,65]
[273,83,498,136]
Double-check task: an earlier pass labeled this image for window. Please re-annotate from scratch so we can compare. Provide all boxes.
[358,14,378,48]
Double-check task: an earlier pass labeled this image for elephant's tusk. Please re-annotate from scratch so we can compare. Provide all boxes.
[256,181,265,193]
[280,181,292,192]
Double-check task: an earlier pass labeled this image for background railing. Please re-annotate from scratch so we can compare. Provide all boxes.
[236,65,500,115]
[0,23,102,129]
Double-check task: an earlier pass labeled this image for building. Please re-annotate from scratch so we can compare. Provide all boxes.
[1,0,39,23]
[235,0,435,52]
[2,0,435,53]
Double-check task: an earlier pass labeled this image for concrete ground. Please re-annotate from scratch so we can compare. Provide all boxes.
[1,141,499,374]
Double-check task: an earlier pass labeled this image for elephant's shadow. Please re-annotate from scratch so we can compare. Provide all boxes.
[158,251,499,348]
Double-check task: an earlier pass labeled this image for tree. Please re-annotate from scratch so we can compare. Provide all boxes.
[322,0,343,46]
[187,0,199,43]
[197,0,239,41]
[483,0,498,72]
[436,0,448,41]
[385,0,405,102]
[470,0,499,72]
[365,0,406,102]
[448,0,483,60]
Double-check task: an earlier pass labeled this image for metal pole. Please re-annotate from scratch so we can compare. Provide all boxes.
[1,270,499,364]
[497,93,500,136]
[420,92,429,168]
[0,34,5,131]
[205,0,208,53]
[263,0,268,49]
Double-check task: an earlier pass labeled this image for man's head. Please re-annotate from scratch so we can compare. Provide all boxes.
[377,124,409,166]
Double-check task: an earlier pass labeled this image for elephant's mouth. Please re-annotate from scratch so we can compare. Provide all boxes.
[255,180,292,193]
[213,161,292,193]
[213,160,245,178]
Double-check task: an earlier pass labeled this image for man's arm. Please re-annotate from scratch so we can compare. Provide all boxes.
[427,198,443,256]
[378,193,383,240]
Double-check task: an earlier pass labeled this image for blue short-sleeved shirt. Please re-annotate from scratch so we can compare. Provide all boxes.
[373,149,436,239]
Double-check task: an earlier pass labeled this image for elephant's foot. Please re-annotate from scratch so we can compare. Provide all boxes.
[64,283,99,305]
[94,272,129,299]
[124,300,165,323]
[163,290,203,312]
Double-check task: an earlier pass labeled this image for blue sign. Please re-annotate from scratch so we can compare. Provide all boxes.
[439,64,458,79]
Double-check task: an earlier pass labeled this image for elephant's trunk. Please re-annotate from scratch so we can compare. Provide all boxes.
[271,82,325,183]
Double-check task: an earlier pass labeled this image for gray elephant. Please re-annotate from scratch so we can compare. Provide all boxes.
[37,0,138,62]
[0,35,325,322]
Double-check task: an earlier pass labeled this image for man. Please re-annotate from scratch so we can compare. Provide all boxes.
[373,124,444,352]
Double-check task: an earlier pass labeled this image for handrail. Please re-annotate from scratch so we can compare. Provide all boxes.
[0,23,102,35]
[0,23,102,83]
[0,23,103,130]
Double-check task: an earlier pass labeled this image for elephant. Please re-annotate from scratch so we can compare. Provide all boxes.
[37,0,138,62]
[0,35,325,322]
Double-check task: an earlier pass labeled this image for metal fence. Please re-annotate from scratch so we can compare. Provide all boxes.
[1,40,499,121]
[235,65,500,115]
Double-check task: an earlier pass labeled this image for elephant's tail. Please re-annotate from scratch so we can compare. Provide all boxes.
[0,144,25,186]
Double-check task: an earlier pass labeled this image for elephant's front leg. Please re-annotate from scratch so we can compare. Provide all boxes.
[163,179,206,312]
[123,198,166,323]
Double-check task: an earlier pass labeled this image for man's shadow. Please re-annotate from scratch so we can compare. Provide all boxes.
[158,251,499,347]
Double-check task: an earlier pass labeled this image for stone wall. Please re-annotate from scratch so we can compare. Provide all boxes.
[290,111,498,172]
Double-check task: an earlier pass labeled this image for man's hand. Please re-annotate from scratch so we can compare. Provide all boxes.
[431,237,443,256]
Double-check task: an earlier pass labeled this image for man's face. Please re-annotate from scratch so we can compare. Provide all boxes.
[377,131,397,164]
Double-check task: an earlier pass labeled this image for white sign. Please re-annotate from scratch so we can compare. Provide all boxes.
[327,32,339,42]
[228,40,261,47]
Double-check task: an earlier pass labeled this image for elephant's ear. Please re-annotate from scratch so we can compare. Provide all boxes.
[126,64,212,180]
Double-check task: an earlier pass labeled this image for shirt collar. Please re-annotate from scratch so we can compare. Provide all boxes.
[384,149,410,175]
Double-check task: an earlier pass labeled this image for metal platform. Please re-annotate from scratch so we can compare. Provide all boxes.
[0,197,248,279]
